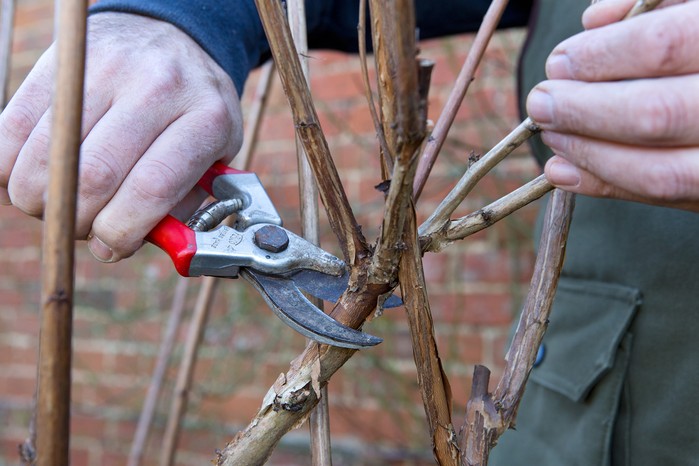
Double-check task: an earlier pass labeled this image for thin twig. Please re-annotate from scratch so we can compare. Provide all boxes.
[413,0,511,200]
[421,175,553,253]
[36,1,88,465]
[160,278,218,466]
[419,117,540,237]
[624,0,663,18]
[357,0,393,178]
[458,190,575,466]
[128,279,189,466]
[287,0,334,462]
[0,0,16,110]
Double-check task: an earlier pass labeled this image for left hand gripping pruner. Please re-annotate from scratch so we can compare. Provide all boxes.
[146,162,386,349]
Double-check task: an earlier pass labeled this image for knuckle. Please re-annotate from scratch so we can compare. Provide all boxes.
[78,149,123,198]
[0,99,43,142]
[7,176,44,217]
[636,91,684,141]
[141,63,186,102]
[185,103,240,161]
[131,160,181,203]
[641,161,691,202]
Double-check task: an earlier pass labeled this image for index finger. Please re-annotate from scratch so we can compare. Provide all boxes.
[546,2,699,82]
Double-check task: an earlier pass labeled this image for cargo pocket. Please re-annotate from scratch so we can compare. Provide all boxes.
[489,277,641,466]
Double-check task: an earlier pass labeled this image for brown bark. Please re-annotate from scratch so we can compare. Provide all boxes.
[459,190,575,465]
[367,0,427,284]
[399,203,458,465]
[36,1,88,465]
[254,0,369,264]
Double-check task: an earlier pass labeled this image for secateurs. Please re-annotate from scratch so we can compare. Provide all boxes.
[146,162,396,349]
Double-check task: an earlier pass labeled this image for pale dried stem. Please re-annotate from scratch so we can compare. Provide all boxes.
[419,117,540,237]
[37,1,88,465]
[128,279,189,466]
[460,190,575,465]
[287,0,334,461]
[160,278,218,466]
[421,175,553,253]
[0,0,15,110]
[254,0,369,263]
[413,0,511,200]
[492,190,575,418]
[625,0,663,18]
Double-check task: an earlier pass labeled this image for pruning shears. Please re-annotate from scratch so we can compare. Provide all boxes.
[146,162,397,349]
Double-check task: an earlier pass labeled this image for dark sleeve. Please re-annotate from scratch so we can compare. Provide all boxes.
[89,0,532,96]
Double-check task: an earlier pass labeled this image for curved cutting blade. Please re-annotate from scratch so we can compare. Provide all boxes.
[289,270,403,308]
[241,269,382,349]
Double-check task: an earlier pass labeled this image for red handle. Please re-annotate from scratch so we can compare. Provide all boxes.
[197,161,249,196]
[146,215,197,276]
[147,161,249,275]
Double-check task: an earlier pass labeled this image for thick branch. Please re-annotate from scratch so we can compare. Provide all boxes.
[413,0,512,199]
[254,0,369,263]
[215,277,393,466]
[399,202,458,465]
[368,0,428,284]
[421,175,553,253]
[419,118,540,237]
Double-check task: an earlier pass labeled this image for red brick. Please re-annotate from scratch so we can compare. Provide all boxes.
[0,375,36,399]
[310,69,365,102]
[71,414,106,439]
[430,291,513,327]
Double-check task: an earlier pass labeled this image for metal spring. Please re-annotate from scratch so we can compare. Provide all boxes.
[186,198,244,232]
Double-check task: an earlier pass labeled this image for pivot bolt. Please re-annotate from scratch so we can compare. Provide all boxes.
[254,225,289,253]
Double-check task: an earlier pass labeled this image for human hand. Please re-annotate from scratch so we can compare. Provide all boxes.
[0,12,243,261]
[527,0,699,211]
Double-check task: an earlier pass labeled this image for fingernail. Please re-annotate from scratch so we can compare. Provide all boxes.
[87,233,116,263]
[547,158,581,188]
[527,89,553,125]
[546,53,573,79]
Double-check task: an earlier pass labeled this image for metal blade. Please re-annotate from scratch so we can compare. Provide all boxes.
[289,270,403,308]
[241,269,382,349]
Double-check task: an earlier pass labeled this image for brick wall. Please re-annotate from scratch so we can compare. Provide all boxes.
[1,2,540,465]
